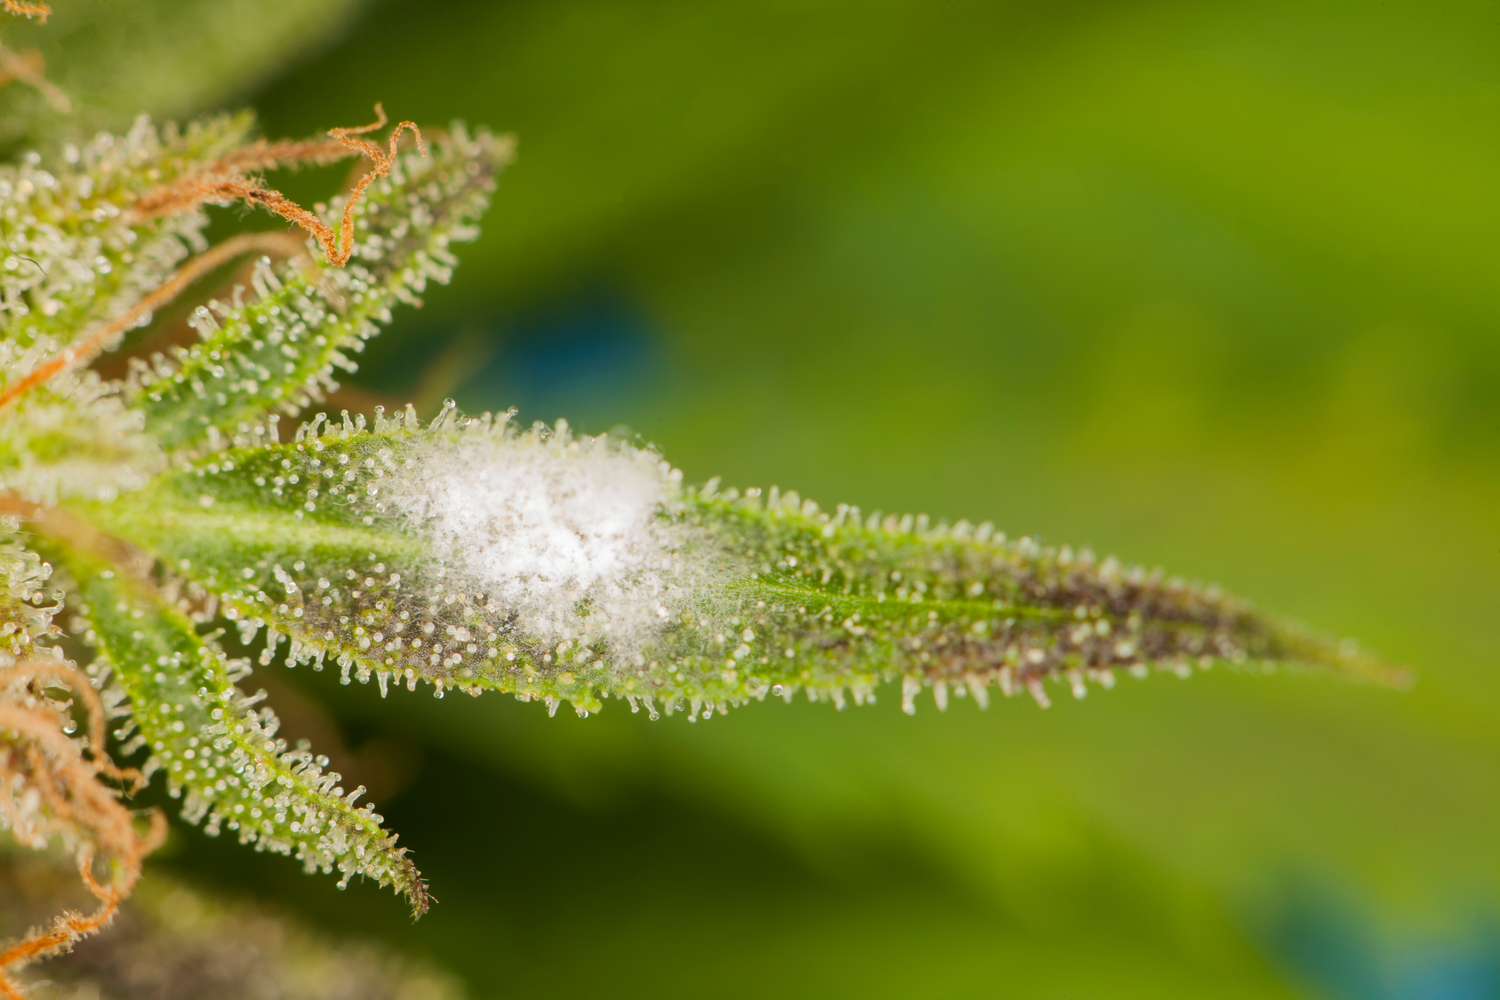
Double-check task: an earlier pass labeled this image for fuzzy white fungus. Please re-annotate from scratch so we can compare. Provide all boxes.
[393,428,703,652]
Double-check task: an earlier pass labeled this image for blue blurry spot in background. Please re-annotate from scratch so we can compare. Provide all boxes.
[1261,878,1500,1000]
[1400,952,1500,1000]
[453,288,662,431]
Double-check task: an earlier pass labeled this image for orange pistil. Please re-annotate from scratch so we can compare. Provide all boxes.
[129,104,426,268]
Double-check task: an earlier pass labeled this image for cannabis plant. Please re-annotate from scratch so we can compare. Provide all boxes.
[0,1,1396,993]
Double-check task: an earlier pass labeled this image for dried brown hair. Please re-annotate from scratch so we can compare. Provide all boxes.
[0,662,166,1000]
[128,104,426,267]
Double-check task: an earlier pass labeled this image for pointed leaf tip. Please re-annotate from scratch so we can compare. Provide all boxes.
[94,421,1400,722]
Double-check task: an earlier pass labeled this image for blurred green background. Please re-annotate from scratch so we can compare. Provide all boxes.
[22,0,1500,997]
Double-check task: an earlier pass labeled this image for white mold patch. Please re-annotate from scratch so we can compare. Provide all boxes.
[393,424,703,653]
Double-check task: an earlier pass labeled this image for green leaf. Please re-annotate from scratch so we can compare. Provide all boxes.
[681,485,1397,715]
[128,126,511,451]
[0,113,254,349]
[0,337,161,504]
[82,408,516,701]
[54,546,429,915]
[88,412,1390,724]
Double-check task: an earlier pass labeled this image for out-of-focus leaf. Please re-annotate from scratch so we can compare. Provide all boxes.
[0,848,464,1000]
[0,0,369,145]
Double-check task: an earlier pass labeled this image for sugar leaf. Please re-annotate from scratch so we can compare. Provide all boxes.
[56,547,429,915]
[86,410,1393,723]
[0,113,255,351]
[129,125,511,451]
[0,336,160,504]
